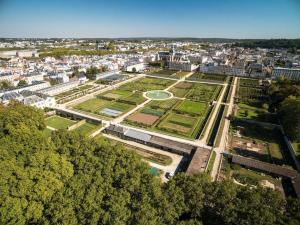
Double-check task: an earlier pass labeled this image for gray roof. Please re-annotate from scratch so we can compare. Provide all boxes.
[1,92,23,101]
[124,129,152,142]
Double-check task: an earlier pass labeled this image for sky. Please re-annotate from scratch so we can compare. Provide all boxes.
[0,0,299,39]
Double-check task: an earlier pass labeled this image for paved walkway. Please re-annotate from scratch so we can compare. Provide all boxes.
[211,77,238,180]
[199,82,228,143]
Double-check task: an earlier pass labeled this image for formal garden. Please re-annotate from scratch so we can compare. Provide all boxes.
[119,78,224,139]
[187,72,228,83]
[170,81,222,102]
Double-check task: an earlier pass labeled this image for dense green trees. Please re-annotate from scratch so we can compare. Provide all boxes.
[268,78,300,141]
[233,39,300,49]
[278,97,300,141]
[0,102,300,225]
[86,66,100,80]
[0,80,14,90]
[17,80,28,87]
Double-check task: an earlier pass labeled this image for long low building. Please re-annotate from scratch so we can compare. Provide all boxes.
[272,67,300,80]
[168,60,198,72]
[37,80,80,96]
[0,90,55,108]
[186,147,211,175]
[104,124,196,156]
[0,81,50,97]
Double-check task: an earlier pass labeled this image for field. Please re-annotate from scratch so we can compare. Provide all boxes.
[236,103,278,124]
[118,77,175,92]
[45,115,76,130]
[170,82,221,102]
[229,119,292,166]
[239,78,260,87]
[73,97,135,119]
[74,98,110,112]
[126,112,159,126]
[187,72,227,82]
[157,113,198,135]
[237,78,268,106]
[175,100,207,116]
[74,122,100,136]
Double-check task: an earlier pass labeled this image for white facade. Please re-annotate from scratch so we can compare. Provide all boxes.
[168,61,198,72]
[37,80,80,96]
[272,67,300,80]
[0,73,18,82]
[200,65,245,76]
[125,63,145,72]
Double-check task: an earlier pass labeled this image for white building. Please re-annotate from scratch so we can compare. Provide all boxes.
[23,73,44,84]
[168,61,198,72]
[125,62,145,72]
[0,81,50,97]
[0,90,55,109]
[37,80,80,96]
[272,67,300,80]
[0,73,18,83]
[95,70,120,80]
[200,65,245,76]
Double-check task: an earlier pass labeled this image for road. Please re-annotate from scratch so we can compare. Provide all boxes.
[210,77,238,180]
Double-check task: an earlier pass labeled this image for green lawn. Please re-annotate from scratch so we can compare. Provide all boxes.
[206,151,216,174]
[170,87,190,98]
[74,98,110,112]
[107,102,134,112]
[46,116,76,130]
[176,100,207,115]
[75,123,100,136]
[237,103,277,123]
[42,128,53,137]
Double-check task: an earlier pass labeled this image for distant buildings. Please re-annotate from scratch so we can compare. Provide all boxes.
[200,65,245,76]
[37,80,80,96]
[0,81,50,96]
[124,62,145,72]
[0,49,38,59]
[272,67,300,80]
[95,70,121,80]
[159,47,197,71]
[168,60,198,72]
[0,90,55,109]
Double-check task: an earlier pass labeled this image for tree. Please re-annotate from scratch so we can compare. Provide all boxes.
[86,66,100,80]
[17,80,28,87]
[0,80,14,90]
[0,102,299,225]
[278,96,300,141]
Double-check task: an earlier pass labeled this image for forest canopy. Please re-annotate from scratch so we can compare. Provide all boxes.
[0,102,299,225]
